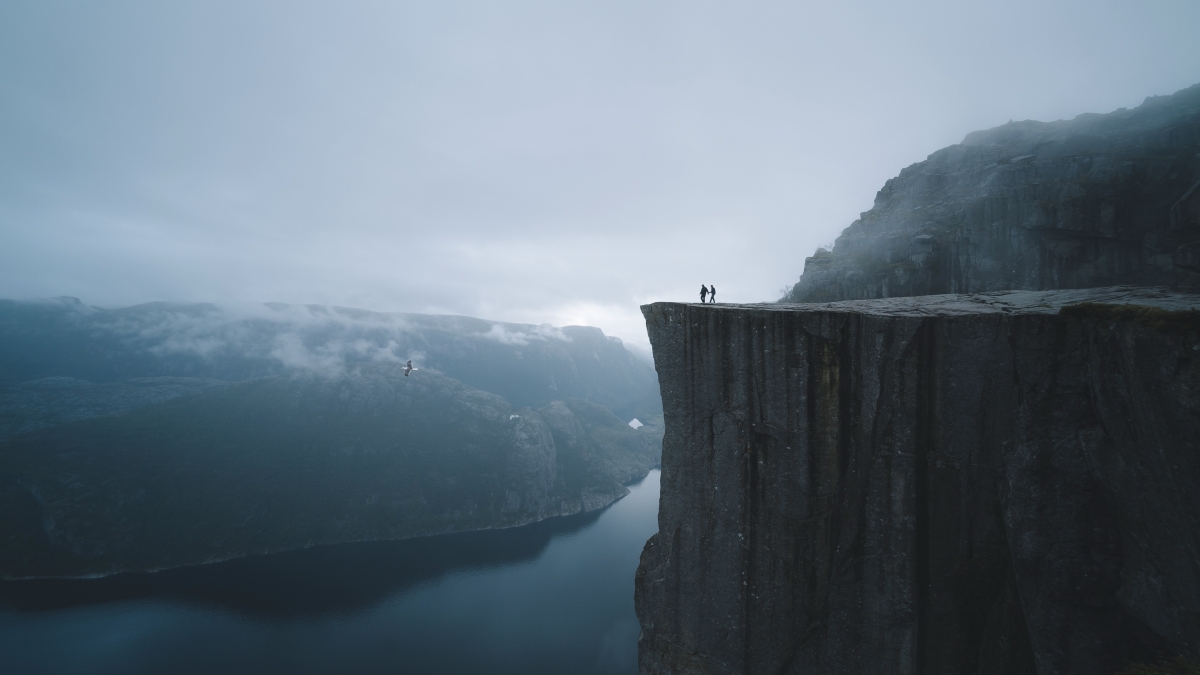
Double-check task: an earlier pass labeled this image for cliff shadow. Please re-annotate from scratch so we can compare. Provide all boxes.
[0,507,605,619]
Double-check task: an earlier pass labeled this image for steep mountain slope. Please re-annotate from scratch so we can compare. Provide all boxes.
[1,364,658,578]
[0,299,662,578]
[0,376,229,437]
[784,82,1200,302]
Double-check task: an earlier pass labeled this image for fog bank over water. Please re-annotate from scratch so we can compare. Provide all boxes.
[2,1,1198,348]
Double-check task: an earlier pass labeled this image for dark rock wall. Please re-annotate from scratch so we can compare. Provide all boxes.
[784,83,1200,302]
[636,288,1200,675]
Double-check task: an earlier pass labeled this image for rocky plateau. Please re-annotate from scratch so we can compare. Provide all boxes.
[637,287,1200,675]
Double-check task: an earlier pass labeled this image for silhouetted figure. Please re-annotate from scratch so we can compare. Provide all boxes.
[699,285,708,303]
[404,360,413,377]
[709,285,716,303]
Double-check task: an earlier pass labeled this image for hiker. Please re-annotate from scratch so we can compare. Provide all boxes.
[709,285,716,303]
[699,285,708,303]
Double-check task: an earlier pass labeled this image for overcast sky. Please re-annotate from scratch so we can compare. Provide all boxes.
[2,1,1198,348]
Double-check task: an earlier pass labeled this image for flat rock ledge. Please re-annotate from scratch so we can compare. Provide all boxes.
[636,287,1200,675]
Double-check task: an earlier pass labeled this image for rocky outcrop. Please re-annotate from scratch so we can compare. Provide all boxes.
[784,83,1200,302]
[636,287,1200,674]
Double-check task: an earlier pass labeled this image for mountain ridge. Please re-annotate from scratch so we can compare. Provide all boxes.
[783,82,1200,302]
[0,300,663,578]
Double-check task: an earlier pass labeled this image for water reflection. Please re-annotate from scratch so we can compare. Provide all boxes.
[0,471,660,675]
[1,508,604,617]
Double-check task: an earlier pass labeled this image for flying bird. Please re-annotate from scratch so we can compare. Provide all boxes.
[404,360,414,377]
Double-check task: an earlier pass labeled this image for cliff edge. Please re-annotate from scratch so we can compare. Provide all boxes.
[783,83,1200,302]
[636,287,1200,674]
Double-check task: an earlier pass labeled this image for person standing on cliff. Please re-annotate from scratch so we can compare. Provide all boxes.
[699,285,708,303]
[709,285,716,303]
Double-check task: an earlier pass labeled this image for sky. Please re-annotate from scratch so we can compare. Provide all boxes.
[2,1,1199,349]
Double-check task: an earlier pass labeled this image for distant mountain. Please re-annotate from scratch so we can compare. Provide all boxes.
[0,298,661,421]
[0,376,229,437]
[0,299,663,578]
[783,82,1200,302]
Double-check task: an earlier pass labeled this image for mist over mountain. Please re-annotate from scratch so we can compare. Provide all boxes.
[0,298,662,578]
[0,297,660,420]
[783,82,1200,302]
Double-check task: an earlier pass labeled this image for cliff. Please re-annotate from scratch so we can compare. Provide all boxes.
[783,83,1200,302]
[636,287,1200,674]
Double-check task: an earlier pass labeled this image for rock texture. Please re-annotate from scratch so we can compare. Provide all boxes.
[636,287,1200,675]
[784,83,1200,302]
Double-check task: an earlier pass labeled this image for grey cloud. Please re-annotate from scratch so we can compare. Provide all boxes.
[43,299,600,378]
[94,302,420,374]
[1,0,1198,349]
[480,323,570,347]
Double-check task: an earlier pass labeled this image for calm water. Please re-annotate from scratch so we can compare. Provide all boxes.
[0,471,660,675]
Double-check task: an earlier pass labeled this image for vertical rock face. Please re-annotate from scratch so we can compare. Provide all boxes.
[503,413,559,517]
[783,83,1200,302]
[636,288,1200,675]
